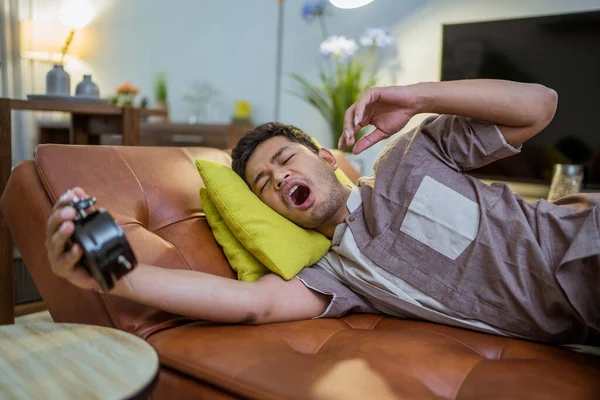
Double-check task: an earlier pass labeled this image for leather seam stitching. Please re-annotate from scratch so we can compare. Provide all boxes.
[404,327,488,359]
[113,147,150,228]
[370,315,385,329]
[151,213,206,232]
[311,328,347,355]
[450,357,485,400]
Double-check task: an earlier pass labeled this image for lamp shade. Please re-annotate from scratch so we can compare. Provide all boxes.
[20,19,86,61]
[329,0,375,9]
[59,0,96,30]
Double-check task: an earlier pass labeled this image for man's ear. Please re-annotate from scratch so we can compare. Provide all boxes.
[318,148,338,171]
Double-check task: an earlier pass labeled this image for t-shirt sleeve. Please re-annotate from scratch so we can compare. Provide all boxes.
[419,114,522,171]
[296,265,378,318]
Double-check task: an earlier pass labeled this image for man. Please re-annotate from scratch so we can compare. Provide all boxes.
[46,79,599,344]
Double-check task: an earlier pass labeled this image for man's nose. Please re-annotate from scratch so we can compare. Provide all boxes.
[275,173,290,190]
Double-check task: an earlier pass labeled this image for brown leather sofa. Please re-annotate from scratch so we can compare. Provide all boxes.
[2,144,599,399]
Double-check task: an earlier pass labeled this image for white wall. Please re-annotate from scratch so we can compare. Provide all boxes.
[280,0,600,173]
[80,0,278,124]
[75,0,600,172]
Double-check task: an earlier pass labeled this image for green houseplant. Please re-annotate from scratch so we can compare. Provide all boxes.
[290,1,393,152]
[154,72,169,121]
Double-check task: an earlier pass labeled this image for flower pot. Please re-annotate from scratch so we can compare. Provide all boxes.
[153,101,169,122]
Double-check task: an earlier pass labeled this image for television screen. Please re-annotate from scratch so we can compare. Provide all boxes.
[441,10,600,189]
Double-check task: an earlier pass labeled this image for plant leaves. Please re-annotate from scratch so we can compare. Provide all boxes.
[287,46,389,151]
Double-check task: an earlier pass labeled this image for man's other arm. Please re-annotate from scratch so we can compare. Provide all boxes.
[109,266,328,324]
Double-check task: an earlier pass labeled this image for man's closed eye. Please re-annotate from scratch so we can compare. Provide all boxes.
[259,154,295,194]
[260,179,269,194]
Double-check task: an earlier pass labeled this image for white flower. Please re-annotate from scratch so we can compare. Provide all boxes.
[359,27,393,48]
[320,36,358,60]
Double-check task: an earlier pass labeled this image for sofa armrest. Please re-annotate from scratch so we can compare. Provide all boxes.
[0,160,116,327]
[1,144,237,337]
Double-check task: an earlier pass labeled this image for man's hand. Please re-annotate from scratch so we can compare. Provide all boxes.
[340,86,419,155]
[45,187,99,290]
[339,80,558,154]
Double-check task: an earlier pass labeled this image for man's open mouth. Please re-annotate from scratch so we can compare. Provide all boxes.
[288,183,311,207]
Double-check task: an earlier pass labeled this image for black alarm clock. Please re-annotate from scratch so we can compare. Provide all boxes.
[67,196,137,292]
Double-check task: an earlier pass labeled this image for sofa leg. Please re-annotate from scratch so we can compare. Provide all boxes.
[0,98,14,325]
[0,217,13,325]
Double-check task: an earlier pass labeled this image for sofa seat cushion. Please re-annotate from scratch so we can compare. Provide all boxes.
[147,315,600,400]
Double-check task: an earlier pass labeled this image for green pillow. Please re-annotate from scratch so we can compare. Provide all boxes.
[200,188,270,282]
[196,159,331,280]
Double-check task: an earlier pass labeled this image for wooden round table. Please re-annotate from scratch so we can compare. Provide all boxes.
[0,323,159,399]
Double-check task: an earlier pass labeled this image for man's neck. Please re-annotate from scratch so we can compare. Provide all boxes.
[316,185,354,239]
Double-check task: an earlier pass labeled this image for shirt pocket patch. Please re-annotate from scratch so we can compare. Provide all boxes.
[400,176,480,260]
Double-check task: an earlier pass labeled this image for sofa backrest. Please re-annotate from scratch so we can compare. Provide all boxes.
[1,144,361,338]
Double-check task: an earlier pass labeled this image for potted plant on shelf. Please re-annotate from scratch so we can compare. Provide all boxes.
[290,1,394,153]
[154,72,169,122]
[111,82,139,106]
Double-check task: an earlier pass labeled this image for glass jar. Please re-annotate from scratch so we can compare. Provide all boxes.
[547,164,584,202]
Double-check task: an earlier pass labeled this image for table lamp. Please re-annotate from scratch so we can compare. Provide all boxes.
[20,0,94,96]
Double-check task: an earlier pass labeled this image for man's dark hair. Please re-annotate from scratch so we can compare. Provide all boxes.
[232,122,319,182]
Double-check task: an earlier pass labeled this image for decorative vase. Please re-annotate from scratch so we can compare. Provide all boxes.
[75,75,100,98]
[46,65,70,96]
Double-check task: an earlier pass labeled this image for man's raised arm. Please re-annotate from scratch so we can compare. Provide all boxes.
[410,79,558,147]
[342,79,558,154]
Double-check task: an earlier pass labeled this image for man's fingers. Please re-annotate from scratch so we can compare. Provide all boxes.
[56,243,99,290]
[341,89,379,151]
[53,242,82,278]
[338,126,347,150]
[352,129,389,155]
[48,187,94,241]
[338,134,345,151]
[353,89,377,130]
[56,188,76,208]
[55,187,89,208]
[46,205,76,236]
[53,241,99,291]
[47,220,75,262]
[46,206,76,243]
[71,187,87,197]
[342,103,358,148]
